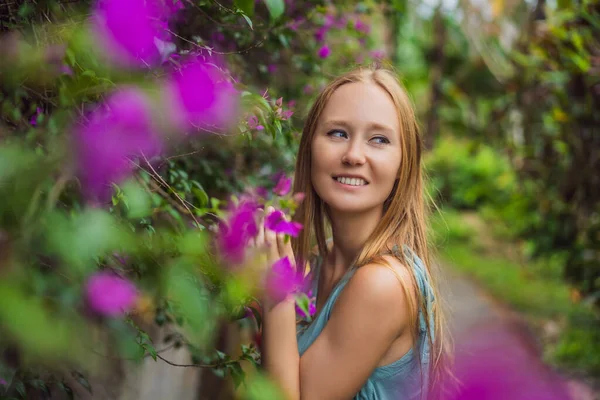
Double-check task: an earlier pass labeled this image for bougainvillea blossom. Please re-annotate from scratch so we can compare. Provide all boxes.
[216,200,259,264]
[85,271,138,317]
[75,88,162,201]
[265,256,303,302]
[92,0,175,67]
[273,174,292,196]
[247,115,264,131]
[165,57,240,132]
[318,45,331,59]
[265,209,302,237]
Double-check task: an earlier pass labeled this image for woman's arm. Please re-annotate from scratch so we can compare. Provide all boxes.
[262,261,411,400]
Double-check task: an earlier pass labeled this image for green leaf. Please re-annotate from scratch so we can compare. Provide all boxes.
[72,371,93,394]
[263,0,285,21]
[242,14,254,30]
[29,379,50,396]
[122,180,152,218]
[248,305,263,331]
[58,382,74,400]
[244,373,285,400]
[228,362,245,389]
[0,283,86,363]
[235,0,254,16]
[14,381,26,399]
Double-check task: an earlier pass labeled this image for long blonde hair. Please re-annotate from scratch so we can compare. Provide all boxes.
[292,65,451,396]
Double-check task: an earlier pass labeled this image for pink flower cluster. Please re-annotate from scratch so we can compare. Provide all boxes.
[274,97,294,120]
[265,256,304,302]
[74,56,239,201]
[85,271,137,317]
[92,0,181,67]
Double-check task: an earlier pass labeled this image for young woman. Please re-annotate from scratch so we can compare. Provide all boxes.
[255,66,449,400]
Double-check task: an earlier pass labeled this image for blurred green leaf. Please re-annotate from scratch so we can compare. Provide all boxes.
[0,283,86,363]
[235,0,254,17]
[122,180,152,219]
[243,373,285,400]
[263,0,284,21]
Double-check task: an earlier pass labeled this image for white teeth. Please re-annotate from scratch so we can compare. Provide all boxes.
[335,177,367,186]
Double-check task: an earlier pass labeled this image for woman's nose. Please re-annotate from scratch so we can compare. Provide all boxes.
[341,142,366,166]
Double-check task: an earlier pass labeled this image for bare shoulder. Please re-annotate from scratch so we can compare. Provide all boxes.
[335,256,413,318]
[351,255,413,296]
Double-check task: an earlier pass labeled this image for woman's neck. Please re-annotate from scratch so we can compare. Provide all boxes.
[327,206,383,275]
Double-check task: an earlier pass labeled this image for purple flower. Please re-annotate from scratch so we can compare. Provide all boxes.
[85,271,137,317]
[247,115,264,131]
[216,200,259,264]
[30,107,42,126]
[0,378,6,386]
[323,14,336,28]
[296,301,316,318]
[303,84,313,95]
[354,19,371,34]
[267,64,278,74]
[371,49,386,59]
[265,256,303,302]
[281,110,294,121]
[74,88,161,202]
[318,45,331,59]
[165,57,240,132]
[60,65,74,75]
[314,26,328,42]
[92,0,174,67]
[273,174,292,196]
[265,209,302,237]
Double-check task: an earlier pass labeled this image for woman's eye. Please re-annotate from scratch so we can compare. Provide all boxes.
[371,136,390,145]
[327,130,348,139]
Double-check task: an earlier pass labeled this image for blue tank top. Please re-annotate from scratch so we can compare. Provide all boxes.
[296,244,435,400]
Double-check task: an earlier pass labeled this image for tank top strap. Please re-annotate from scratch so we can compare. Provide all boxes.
[382,245,436,342]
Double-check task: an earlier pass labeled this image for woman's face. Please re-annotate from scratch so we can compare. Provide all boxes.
[311,81,402,215]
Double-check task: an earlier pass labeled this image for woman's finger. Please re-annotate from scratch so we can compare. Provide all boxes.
[255,208,265,248]
[264,207,279,262]
[276,232,286,258]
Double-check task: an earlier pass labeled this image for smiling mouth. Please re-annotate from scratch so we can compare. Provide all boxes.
[332,176,369,186]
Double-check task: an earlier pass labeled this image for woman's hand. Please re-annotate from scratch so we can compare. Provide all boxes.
[249,206,297,307]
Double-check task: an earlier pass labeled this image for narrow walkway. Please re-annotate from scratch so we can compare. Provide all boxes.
[443,268,589,400]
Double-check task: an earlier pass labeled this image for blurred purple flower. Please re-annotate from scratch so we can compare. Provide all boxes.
[323,14,336,28]
[247,115,264,131]
[267,64,278,74]
[303,84,313,95]
[314,26,328,42]
[85,271,137,317]
[296,300,317,318]
[60,65,74,75]
[265,209,302,237]
[166,57,240,132]
[30,107,42,126]
[255,186,269,199]
[273,174,292,196]
[354,19,371,34]
[335,16,348,29]
[75,87,162,201]
[371,49,386,59]
[281,110,294,121]
[216,200,259,264]
[287,17,304,31]
[0,378,6,386]
[165,0,184,13]
[318,45,331,59]
[92,0,175,67]
[265,256,303,302]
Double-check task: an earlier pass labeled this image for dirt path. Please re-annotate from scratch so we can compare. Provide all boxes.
[443,267,596,400]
